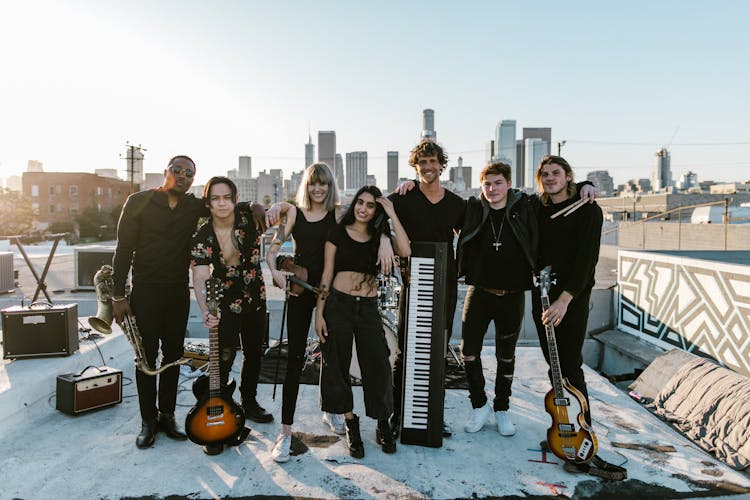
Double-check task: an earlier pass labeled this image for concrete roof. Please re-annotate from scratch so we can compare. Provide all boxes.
[2,317,750,499]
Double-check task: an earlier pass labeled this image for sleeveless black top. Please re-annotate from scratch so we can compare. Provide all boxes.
[291,209,337,287]
[326,224,378,276]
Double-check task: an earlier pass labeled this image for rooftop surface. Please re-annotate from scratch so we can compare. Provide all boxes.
[1,243,749,499]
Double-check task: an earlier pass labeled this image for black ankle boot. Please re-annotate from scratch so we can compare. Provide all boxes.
[157,412,187,440]
[345,415,365,458]
[136,419,156,449]
[376,418,396,454]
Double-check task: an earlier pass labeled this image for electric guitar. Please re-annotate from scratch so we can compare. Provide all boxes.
[535,266,597,464]
[185,278,246,446]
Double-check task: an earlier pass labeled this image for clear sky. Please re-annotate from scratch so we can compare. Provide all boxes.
[1,0,749,189]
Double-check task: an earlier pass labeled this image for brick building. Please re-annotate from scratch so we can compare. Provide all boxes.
[22,172,132,229]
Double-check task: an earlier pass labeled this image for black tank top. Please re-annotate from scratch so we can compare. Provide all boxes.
[291,209,337,286]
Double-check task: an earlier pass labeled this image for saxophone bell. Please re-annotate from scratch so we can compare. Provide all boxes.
[89,265,115,334]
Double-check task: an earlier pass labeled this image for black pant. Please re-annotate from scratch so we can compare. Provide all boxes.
[532,287,592,425]
[280,289,317,425]
[461,286,523,411]
[130,284,190,421]
[319,289,393,420]
[218,304,266,405]
[392,278,457,417]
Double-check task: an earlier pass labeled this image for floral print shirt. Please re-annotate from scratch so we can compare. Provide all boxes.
[190,207,266,314]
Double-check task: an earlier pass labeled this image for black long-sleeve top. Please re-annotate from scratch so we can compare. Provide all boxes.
[112,189,209,297]
[537,197,603,298]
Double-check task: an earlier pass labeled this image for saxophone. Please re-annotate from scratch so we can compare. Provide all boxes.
[89,265,188,376]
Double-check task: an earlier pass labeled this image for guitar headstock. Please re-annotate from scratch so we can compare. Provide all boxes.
[205,277,222,315]
[533,266,556,297]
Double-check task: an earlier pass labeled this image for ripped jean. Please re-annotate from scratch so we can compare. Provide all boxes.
[217,305,266,405]
[461,286,523,411]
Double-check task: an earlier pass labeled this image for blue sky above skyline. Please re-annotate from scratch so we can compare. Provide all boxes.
[1,0,748,189]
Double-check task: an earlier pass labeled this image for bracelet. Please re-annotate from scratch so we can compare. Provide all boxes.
[111,296,127,302]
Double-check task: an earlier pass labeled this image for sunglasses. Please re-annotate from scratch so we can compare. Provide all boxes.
[169,165,195,178]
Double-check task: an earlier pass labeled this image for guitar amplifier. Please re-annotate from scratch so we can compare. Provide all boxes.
[56,366,122,415]
[2,303,79,359]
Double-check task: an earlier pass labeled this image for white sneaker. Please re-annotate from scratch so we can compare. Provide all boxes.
[322,412,345,435]
[496,411,516,436]
[464,402,493,433]
[272,433,291,463]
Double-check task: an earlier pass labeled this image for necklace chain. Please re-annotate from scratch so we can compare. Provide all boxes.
[489,211,505,252]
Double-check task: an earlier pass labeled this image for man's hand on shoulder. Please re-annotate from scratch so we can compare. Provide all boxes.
[394,179,417,196]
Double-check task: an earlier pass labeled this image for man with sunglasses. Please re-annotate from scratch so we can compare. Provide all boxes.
[112,155,269,449]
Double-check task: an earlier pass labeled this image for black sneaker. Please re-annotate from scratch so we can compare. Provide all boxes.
[243,400,274,423]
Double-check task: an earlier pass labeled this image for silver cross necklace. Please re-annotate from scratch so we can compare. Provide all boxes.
[489,210,505,252]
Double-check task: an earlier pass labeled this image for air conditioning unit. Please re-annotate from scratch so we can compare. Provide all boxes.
[0,252,14,293]
[74,246,116,290]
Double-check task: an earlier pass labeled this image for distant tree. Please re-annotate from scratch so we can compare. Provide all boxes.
[262,194,272,207]
[76,207,116,240]
[0,188,35,236]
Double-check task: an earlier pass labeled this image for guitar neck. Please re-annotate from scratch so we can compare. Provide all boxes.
[541,295,565,398]
[208,307,220,395]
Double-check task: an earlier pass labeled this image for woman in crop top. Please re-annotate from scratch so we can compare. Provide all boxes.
[264,164,395,463]
[315,185,410,457]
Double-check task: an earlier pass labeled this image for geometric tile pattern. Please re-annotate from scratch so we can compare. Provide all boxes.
[618,250,750,377]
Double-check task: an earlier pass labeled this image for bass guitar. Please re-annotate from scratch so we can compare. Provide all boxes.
[185,278,246,446]
[535,266,597,464]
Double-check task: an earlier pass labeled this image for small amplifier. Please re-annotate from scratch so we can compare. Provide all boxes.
[2,303,78,359]
[56,366,122,415]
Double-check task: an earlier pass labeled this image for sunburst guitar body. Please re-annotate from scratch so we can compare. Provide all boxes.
[185,278,246,446]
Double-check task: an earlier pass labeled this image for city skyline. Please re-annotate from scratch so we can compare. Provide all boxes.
[1,1,749,189]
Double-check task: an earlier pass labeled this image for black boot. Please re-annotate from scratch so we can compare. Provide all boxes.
[345,415,365,458]
[376,418,396,454]
[157,412,187,440]
[243,399,274,423]
[389,412,401,440]
[136,419,156,449]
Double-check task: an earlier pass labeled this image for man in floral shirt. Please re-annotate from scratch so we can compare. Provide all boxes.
[190,176,272,454]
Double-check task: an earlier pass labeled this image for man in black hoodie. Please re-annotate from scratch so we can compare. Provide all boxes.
[456,162,537,437]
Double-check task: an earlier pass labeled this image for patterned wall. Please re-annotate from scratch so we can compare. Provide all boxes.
[618,250,750,377]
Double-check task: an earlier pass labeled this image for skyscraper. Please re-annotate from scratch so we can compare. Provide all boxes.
[238,156,252,178]
[305,133,314,168]
[449,156,472,190]
[485,140,495,165]
[495,120,516,174]
[652,148,672,191]
[421,109,436,141]
[586,171,614,197]
[318,131,336,170]
[345,151,368,190]
[387,151,399,192]
[334,154,344,191]
[520,127,551,183]
[228,160,256,203]
[524,138,546,190]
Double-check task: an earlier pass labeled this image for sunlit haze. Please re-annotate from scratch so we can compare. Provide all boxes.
[1,1,748,189]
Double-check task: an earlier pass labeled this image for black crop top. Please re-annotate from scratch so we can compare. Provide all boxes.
[326,224,378,276]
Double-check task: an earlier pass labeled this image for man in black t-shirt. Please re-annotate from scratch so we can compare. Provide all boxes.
[388,139,465,438]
